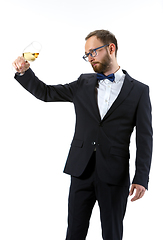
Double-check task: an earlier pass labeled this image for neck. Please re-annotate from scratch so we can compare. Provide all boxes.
[103,62,120,76]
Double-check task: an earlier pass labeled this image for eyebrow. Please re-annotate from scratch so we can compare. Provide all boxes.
[85,48,98,54]
[85,48,94,54]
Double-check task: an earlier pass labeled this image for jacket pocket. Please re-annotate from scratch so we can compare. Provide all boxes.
[110,146,129,158]
[71,139,84,148]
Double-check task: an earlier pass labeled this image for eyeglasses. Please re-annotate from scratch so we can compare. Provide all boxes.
[83,44,109,62]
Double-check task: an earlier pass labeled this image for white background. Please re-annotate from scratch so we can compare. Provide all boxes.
[0,0,163,239]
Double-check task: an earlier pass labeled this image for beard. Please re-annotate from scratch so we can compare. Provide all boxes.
[91,53,112,74]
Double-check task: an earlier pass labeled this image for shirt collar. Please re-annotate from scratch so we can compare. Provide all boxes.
[114,68,124,83]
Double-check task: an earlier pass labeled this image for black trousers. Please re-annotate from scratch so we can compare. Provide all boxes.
[65,152,129,240]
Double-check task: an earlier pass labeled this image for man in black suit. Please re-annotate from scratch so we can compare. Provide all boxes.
[13,30,153,240]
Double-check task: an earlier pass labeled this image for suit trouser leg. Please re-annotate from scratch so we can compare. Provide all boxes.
[94,177,129,240]
[65,153,96,240]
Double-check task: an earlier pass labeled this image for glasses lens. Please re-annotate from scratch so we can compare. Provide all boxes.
[90,49,97,57]
[83,49,97,61]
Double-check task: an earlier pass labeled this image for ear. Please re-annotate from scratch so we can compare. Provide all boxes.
[108,43,116,55]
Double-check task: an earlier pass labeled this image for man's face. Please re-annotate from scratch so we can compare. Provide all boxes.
[85,36,112,74]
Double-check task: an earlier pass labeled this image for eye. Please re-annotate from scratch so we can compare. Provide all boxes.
[90,49,95,54]
[89,49,96,57]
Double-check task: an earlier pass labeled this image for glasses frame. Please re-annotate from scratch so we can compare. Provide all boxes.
[83,44,110,62]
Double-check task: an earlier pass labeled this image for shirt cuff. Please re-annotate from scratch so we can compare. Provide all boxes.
[15,72,25,76]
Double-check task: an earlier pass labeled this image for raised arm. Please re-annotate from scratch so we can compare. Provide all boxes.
[13,56,79,103]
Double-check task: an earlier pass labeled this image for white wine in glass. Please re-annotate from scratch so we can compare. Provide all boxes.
[22,41,42,62]
[23,52,39,61]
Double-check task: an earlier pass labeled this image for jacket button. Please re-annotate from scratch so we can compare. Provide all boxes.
[92,142,96,145]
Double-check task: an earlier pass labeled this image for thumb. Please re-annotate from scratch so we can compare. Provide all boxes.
[129,184,135,196]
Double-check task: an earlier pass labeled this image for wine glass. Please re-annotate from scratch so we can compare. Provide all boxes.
[12,41,42,73]
[22,41,42,62]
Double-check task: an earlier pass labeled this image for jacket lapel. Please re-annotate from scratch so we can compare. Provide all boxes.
[102,72,134,121]
[84,74,101,121]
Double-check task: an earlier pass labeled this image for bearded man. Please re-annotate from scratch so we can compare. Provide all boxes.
[13,30,153,240]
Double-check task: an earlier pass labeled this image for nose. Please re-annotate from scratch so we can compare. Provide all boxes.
[88,54,95,63]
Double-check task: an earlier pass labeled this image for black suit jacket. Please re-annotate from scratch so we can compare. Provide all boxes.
[15,69,153,189]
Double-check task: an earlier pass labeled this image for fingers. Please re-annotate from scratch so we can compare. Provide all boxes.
[12,56,30,73]
[129,184,146,202]
[131,189,145,202]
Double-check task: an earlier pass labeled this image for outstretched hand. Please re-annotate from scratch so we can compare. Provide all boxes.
[129,184,146,202]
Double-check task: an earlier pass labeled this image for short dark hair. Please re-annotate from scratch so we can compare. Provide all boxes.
[85,30,118,57]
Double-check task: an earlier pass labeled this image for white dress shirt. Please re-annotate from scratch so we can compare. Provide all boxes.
[97,68,125,119]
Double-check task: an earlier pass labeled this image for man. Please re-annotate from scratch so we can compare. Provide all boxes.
[13,30,153,240]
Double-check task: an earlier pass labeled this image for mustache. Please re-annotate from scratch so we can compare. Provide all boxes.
[91,61,107,67]
[91,61,99,65]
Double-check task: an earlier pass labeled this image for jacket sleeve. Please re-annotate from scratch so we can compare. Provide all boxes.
[14,68,79,102]
[132,85,153,189]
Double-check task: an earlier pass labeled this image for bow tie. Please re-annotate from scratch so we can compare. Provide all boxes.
[97,73,115,82]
